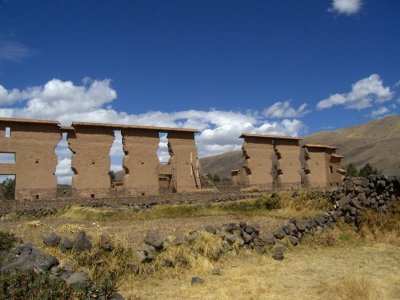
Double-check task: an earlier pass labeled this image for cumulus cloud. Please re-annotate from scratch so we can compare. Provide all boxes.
[329,0,362,15]
[0,78,306,183]
[316,74,393,110]
[367,107,390,119]
[264,101,309,118]
[0,40,38,62]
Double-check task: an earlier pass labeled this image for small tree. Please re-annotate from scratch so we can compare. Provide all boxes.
[1,178,15,200]
[346,163,359,177]
[359,163,378,177]
[212,174,221,183]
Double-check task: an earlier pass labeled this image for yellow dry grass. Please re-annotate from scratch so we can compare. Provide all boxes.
[120,244,400,300]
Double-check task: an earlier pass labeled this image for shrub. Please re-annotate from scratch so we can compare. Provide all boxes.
[0,270,93,299]
[0,231,16,252]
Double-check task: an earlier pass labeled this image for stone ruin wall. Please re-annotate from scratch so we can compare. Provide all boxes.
[235,134,345,190]
[0,118,201,200]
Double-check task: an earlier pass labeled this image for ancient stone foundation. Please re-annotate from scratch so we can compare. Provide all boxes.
[0,117,201,200]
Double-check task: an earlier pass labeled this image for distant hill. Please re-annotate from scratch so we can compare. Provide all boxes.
[200,150,245,179]
[200,115,400,178]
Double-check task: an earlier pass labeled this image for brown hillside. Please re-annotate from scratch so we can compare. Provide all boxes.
[303,115,400,176]
[200,115,400,177]
[200,150,245,179]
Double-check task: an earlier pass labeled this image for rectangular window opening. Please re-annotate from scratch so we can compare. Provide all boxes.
[35,194,39,200]
[5,127,11,138]
[329,166,333,173]
[0,153,16,164]
[91,193,95,198]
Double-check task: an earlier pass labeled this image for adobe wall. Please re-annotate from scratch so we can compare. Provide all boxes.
[68,124,115,198]
[241,137,274,189]
[274,139,301,189]
[328,155,345,185]
[167,131,200,192]
[122,128,160,196]
[303,145,345,188]
[303,147,330,188]
[0,119,60,200]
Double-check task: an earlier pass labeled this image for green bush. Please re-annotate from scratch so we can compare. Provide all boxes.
[0,270,93,299]
[254,194,281,210]
[0,231,16,252]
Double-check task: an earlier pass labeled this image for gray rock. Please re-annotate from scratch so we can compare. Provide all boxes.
[287,223,298,236]
[211,267,221,275]
[72,231,92,252]
[254,245,265,254]
[205,225,216,234]
[272,246,284,260]
[60,237,74,252]
[273,227,286,239]
[173,232,186,245]
[295,221,306,232]
[234,236,245,246]
[287,235,299,246]
[43,232,61,247]
[1,244,59,273]
[186,231,200,243]
[144,230,165,249]
[100,234,114,252]
[65,272,89,286]
[261,232,276,245]
[242,232,252,243]
[191,276,204,285]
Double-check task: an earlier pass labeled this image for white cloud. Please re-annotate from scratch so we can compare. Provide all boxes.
[329,0,362,15]
[367,107,390,119]
[0,40,38,62]
[264,101,309,118]
[0,78,306,183]
[317,74,393,110]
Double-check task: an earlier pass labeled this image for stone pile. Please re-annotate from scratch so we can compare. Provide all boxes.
[329,176,400,229]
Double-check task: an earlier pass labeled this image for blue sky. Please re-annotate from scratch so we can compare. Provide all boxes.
[0,0,399,183]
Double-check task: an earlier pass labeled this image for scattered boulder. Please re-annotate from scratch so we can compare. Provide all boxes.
[191,276,204,285]
[60,237,74,253]
[273,227,286,240]
[43,232,61,247]
[72,231,92,252]
[65,272,90,286]
[211,267,221,275]
[1,244,59,273]
[272,246,284,261]
[100,234,114,252]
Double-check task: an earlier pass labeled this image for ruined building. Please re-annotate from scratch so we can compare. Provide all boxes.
[303,144,346,188]
[0,117,201,200]
[232,134,302,190]
[232,134,344,190]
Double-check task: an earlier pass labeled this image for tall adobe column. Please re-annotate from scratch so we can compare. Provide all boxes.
[122,127,159,196]
[68,122,115,198]
[274,137,301,189]
[167,130,200,192]
[240,134,274,189]
[0,118,60,200]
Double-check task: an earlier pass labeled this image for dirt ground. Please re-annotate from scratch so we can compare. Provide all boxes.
[122,243,400,300]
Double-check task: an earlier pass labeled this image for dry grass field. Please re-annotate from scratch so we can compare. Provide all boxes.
[1,192,400,299]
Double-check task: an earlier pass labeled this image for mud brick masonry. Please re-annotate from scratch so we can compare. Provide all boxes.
[0,117,201,200]
[231,134,345,189]
[0,117,345,200]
